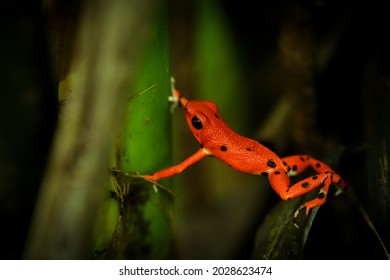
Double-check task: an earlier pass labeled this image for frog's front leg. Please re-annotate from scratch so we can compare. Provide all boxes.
[143,148,210,181]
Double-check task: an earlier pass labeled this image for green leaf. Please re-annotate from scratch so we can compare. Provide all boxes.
[252,194,318,259]
[93,3,174,259]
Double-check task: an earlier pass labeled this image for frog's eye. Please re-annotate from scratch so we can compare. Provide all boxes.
[191,116,203,130]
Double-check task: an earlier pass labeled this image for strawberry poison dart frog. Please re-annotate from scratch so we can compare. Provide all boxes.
[143,80,347,219]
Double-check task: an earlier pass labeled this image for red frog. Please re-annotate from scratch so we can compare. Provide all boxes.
[143,80,347,219]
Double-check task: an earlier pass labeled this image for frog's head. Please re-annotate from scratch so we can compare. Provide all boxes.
[183,99,223,145]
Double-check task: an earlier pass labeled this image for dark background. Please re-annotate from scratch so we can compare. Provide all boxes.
[1,0,389,259]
